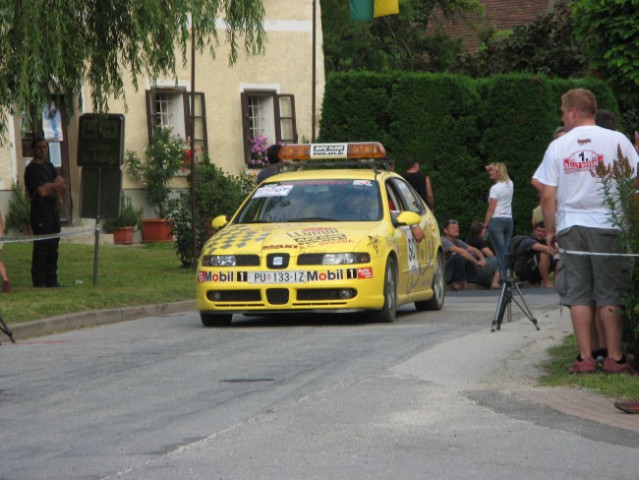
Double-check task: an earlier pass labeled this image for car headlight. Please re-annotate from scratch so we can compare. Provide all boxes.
[297,252,371,265]
[322,253,370,265]
[323,253,355,265]
[201,255,237,267]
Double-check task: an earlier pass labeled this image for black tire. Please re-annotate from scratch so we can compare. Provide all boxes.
[371,257,397,323]
[200,312,233,327]
[415,250,445,311]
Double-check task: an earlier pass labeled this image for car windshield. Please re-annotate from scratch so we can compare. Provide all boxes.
[235,179,382,224]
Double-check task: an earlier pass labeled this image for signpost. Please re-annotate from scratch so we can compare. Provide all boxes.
[78,114,125,285]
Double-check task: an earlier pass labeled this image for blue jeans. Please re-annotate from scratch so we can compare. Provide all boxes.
[488,216,513,281]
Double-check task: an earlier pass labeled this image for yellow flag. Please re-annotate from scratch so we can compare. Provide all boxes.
[374,0,399,17]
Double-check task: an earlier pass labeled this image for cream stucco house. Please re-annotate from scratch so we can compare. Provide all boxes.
[0,1,325,231]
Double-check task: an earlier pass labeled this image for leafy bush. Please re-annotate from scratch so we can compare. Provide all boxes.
[125,126,187,218]
[597,147,639,354]
[319,71,617,234]
[168,157,255,267]
[5,183,30,233]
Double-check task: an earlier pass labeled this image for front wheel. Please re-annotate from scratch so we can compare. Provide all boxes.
[371,257,397,323]
[200,312,233,327]
[415,250,445,311]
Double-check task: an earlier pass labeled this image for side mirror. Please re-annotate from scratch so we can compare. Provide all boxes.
[211,215,228,230]
[395,211,421,227]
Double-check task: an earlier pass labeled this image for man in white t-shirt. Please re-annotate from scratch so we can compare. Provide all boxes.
[533,88,639,374]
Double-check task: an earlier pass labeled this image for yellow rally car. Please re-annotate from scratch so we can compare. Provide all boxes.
[196,142,445,326]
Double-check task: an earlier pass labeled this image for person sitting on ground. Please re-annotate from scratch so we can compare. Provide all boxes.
[465,221,495,259]
[440,219,500,290]
[256,144,283,183]
[512,222,556,288]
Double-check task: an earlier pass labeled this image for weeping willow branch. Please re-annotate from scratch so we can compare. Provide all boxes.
[0,0,266,136]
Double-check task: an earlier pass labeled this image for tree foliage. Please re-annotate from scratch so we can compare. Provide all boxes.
[321,0,483,73]
[570,0,639,128]
[0,0,265,131]
[450,3,586,79]
[168,158,255,267]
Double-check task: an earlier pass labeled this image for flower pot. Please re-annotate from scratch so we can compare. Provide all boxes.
[112,226,135,245]
[142,218,173,243]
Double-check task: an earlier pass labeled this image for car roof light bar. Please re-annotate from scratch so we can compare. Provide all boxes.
[279,142,387,162]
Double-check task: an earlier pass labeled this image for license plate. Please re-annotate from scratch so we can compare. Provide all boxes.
[248,271,307,284]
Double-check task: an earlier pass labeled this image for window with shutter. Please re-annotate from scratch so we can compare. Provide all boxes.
[241,90,297,165]
[146,88,208,157]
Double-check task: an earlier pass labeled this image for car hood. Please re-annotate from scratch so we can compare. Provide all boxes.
[201,222,386,256]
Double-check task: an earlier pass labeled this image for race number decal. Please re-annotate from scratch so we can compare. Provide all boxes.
[401,227,420,273]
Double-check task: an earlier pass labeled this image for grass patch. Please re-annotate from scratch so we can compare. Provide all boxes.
[1,242,194,324]
[539,334,639,401]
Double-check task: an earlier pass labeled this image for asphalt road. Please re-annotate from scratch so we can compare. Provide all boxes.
[1,288,638,479]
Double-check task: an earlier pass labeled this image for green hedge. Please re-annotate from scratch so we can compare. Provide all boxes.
[318,72,619,238]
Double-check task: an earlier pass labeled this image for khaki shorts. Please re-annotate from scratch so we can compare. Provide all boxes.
[555,226,631,307]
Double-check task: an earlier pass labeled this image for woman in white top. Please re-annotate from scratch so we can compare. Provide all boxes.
[483,162,513,282]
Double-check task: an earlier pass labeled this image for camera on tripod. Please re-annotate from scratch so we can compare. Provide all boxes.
[491,265,540,333]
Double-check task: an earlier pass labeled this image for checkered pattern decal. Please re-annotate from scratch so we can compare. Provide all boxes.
[205,226,270,252]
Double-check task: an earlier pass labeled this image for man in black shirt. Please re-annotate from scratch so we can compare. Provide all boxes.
[402,158,434,210]
[24,137,66,287]
[513,222,556,288]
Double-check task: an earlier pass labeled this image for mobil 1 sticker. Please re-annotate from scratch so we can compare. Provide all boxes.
[247,269,346,284]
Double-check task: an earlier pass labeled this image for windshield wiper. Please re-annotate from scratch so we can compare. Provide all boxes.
[236,219,272,224]
[286,217,336,222]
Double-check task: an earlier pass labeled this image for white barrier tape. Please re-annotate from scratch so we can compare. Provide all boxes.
[559,248,639,258]
[0,228,95,244]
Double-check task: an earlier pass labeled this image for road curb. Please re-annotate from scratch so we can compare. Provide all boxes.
[6,300,196,341]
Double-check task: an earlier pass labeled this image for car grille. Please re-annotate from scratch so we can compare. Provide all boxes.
[297,253,324,265]
[266,288,289,305]
[207,290,261,302]
[235,255,260,266]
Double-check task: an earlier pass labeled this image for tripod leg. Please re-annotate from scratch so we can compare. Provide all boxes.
[491,281,509,332]
[503,267,514,325]
[506,286,513,323]
[511,282,540,330]
[0,312,16,344]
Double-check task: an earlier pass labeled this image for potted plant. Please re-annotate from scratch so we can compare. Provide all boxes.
[102,195,143,245]
[125,126,186,242]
